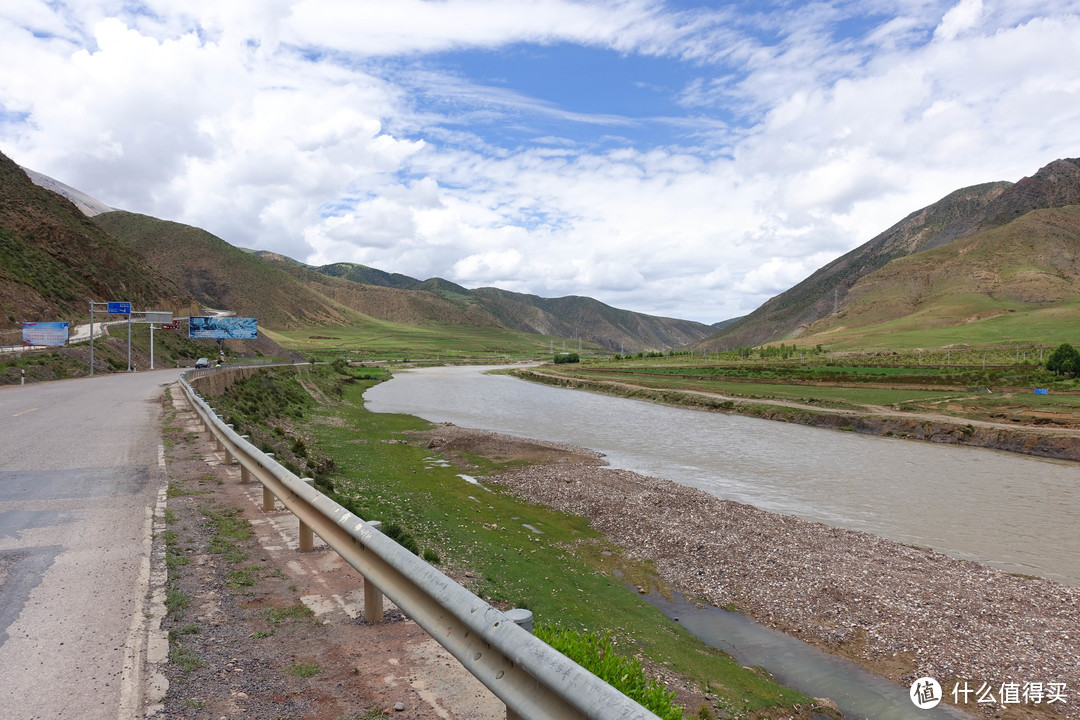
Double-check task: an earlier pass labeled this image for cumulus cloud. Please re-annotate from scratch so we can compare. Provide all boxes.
[1,1,1079,323]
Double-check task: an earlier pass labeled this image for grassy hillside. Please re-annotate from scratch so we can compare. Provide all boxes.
[0,152,191,330]
[264,316,601,360]
[93,211,353,329]
[700,157,1080,352]
[799,206,1080,349]
[698,181,1012,350]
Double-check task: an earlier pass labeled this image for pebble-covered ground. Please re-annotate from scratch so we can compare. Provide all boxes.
[420,423,1080,720]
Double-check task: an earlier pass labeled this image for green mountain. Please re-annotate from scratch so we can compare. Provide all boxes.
[92,211,359,329]
[0,152,190,330]
[700,157,1080,350]
[259,258,713,351]
[88,213,708,350]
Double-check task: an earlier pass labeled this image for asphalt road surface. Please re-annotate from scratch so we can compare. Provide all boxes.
[0,369,182,719]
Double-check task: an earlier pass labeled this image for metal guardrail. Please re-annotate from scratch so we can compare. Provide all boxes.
[178,370,662,720]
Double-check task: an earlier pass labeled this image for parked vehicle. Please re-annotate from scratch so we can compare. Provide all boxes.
[195,357,210,368]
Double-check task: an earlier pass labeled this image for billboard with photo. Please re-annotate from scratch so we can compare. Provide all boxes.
[22,322,69,346]
[188,316,258,339]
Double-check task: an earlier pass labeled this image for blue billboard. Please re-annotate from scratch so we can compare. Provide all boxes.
[188,316,258,339]
[22,322,69,347]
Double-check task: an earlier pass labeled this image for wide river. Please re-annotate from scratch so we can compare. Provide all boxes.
[365,364,1080,586]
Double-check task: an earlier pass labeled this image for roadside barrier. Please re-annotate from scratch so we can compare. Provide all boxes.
[179,369,661,720]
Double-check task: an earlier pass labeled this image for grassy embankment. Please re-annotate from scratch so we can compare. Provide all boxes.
[524,349,1080,428]
[206,364,814,719]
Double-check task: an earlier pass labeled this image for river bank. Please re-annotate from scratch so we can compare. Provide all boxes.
[415,422,1079,720]
[511,368,1080,462]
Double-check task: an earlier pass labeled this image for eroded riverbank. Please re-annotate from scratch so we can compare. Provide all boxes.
[415,422,1079,720]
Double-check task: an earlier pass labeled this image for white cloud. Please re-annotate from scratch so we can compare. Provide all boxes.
[934,0,984,41]
[1,1,1079,325]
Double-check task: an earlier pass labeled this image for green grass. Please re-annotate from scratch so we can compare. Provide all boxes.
[201,503,252,563]
[165,588,191,617]
[810,301,1080,350]
[263,604,316,624]
[531,353,1080,427]
[286,662,322,678]
[263,319,598,361]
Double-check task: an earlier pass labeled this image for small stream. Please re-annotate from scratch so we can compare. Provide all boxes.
[643,592,973,719]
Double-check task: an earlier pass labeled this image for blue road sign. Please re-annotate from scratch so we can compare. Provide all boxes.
[107,301,132,314]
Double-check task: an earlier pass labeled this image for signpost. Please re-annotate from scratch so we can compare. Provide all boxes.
[90,300,133,374]
[140,312,172,370]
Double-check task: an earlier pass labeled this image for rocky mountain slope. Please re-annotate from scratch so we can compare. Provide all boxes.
[699,157,1080,350]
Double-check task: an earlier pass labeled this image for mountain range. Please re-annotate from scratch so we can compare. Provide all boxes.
[0,151,711,351]
[4,148,1079,353]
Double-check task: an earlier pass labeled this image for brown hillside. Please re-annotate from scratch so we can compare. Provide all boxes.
[0,152,190,330]
[262,257,505,327]
[695,181,1011,350]
[804,206,1080,334]
[92,211,351,329]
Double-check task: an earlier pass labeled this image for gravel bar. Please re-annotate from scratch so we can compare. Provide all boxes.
[420,423,1080,720]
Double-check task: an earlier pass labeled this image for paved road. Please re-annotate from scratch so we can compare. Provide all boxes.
[0,369,182,719]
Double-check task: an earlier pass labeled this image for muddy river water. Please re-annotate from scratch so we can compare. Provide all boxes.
[364,364,1080,718]
[365,364,1080,585]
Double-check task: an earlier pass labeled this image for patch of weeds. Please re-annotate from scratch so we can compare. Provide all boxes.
[286,662,321,678]
[182,698,205,709]
[166,482,188,498]
[339,710,388,720]
[169,643,203,673]
[165,588,190,618]
[168,624,200,644]
[251,630,275,639]
[422,548,441,564]
[263,604,315,624]
[202,503,253,563]
[162,508,178,524]
[227,566,261,593]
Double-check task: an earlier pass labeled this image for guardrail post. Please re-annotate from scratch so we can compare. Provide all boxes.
[223,425,235,463]
[239,436,251,483]
[505,608,535,720]
[364,520,384,623]
[262,454,276,510]
[298,478,315,551]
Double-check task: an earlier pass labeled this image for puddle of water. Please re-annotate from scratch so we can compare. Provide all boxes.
[644,592,974,720]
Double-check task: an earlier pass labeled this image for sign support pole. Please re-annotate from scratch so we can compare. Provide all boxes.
[127,311,132,371]
[150,324,156,370]
[89,300,95,376]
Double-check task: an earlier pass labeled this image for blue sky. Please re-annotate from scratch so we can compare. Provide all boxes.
[2,1,1079,325]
